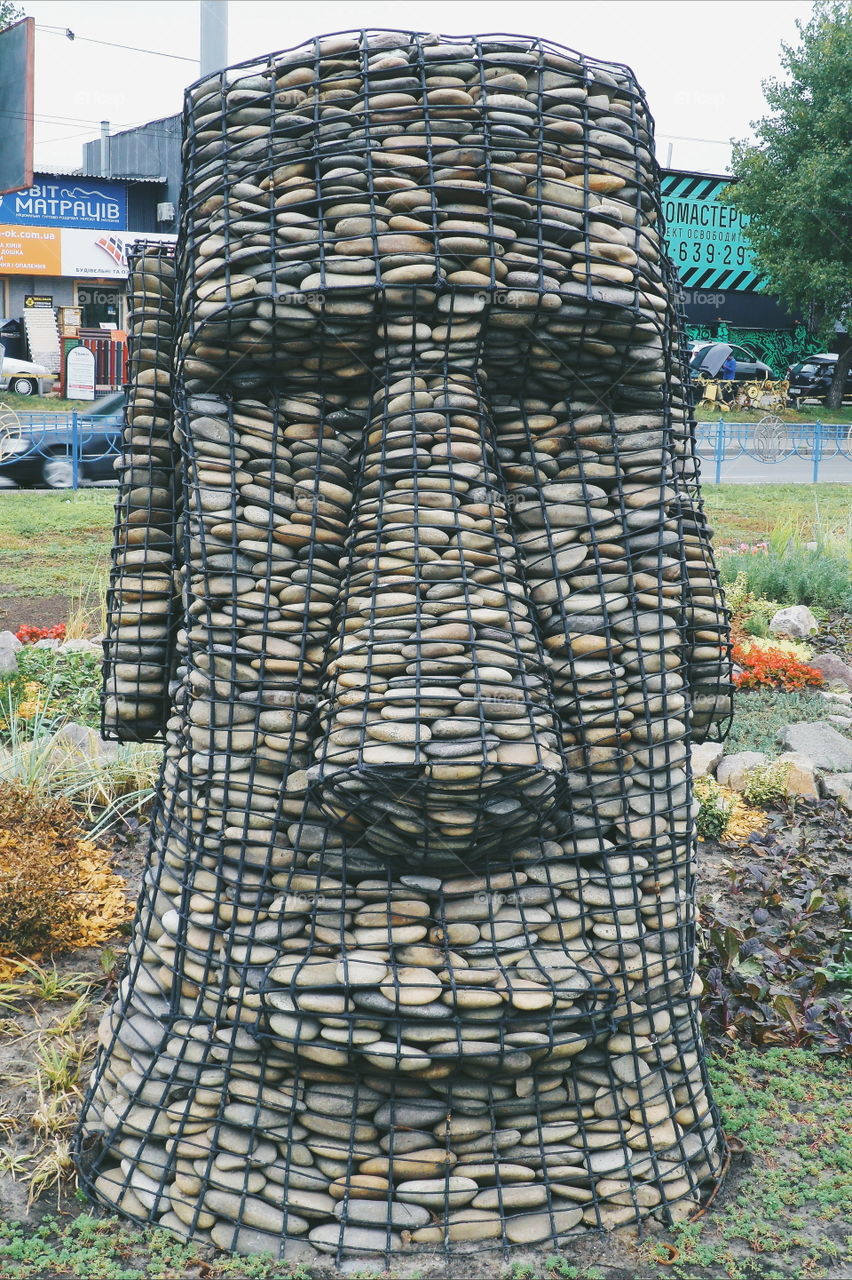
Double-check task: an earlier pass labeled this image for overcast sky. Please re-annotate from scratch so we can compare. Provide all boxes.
[23,0,813,176]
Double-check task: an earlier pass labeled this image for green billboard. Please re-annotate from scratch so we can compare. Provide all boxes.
[660,172,763,293]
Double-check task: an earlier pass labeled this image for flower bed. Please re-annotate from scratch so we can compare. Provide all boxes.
[732,641,825,691]
[14,624,66,645]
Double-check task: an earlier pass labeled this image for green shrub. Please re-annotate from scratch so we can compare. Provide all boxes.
[740,760,791,807]
[719,546,852,613]
[725,687,840,757]
[695,777,732,841]
[0,648,101,741]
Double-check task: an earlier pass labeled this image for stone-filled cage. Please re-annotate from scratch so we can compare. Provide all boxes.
[76,28,733,1265]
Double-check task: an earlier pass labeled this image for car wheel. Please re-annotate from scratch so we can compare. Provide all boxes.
[41,454,75,488]
[9,377,36,396]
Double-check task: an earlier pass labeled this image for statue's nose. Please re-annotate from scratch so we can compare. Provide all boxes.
[310,366,564,869]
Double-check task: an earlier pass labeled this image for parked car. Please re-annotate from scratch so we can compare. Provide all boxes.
[688,341,774,380]
[0,352,54,396]
[786,353,852,406]
[0,391,125,488]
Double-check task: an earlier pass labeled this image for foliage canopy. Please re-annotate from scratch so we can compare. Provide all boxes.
[728,1,852,403]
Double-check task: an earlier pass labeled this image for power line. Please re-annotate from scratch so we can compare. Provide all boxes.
[36,24,199,64]
[657,134,732,146]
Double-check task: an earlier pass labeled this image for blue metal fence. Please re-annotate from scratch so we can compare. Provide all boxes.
[0,411,122,489]
[695,419,852,484]
[0,411,849,489]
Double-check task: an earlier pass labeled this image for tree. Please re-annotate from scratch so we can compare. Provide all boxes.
[0,2,24,29]
[728,1,852,407]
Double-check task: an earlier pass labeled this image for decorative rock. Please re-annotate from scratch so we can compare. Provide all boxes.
[768,605,819,638]
[691,742,723,779]
[0,640,18,676]
[777,722,852,772]
[715,751,769,791]
[809,654,852,691]
[775,751,820,799]
[505,1205,584,1242]
[820,771,852,808]
[396,1177,479,1210]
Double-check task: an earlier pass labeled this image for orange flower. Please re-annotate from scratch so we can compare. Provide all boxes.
[732,642,825,691]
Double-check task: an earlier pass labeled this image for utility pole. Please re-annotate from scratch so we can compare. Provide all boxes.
[200,0,228,75]
[99,120,110,176]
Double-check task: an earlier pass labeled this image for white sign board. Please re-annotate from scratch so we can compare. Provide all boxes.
[66,344,96,401]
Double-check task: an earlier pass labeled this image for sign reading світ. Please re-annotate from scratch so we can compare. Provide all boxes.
[660,173,763,293]
[0,176,127,229]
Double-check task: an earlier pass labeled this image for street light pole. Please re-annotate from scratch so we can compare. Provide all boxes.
[200,0,228,75]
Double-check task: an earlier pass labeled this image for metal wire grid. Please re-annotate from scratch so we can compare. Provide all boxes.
[77,29,730,1264]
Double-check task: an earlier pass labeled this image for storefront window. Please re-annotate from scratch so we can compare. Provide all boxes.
[77,285,122,329]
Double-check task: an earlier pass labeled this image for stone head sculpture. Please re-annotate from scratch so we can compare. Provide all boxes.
[83,29,731,1264]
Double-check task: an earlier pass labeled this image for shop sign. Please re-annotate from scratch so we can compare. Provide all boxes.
[0,225,60,274]
[66,344,96,400]
[24,294,53,308]
[0,227,176,278]
[660,172,763,292]
[61,229,128,277]
[0,176,126,229]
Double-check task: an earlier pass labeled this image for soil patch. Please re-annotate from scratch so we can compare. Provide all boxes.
[0,593,71,634]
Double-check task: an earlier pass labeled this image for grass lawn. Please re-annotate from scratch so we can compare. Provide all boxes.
[695,403,852,424]
[0,484,847,604]
[0,490,114,599]
[704,483,852,545]
[0,394,89,414]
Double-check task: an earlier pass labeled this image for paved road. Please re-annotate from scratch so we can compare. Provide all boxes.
[698,451,852,484]
[696,421,852,484]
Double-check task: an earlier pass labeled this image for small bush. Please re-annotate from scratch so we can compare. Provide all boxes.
[719,546,852,613]
[695,777,733,840]
[0,783,131,963]
[725,687,839,757]
[0,786,93,954]
[725,571,784,635]
[740,760,791,807]
[738,634,814,662]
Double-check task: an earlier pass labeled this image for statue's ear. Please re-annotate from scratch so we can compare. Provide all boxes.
[102,245,179,743]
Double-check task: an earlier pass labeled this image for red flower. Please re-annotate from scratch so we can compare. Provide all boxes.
[15,623,66,644]
[732,642,824,691]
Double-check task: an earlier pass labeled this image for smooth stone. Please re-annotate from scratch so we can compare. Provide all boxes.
[336,952,389,987]
[309,1223,402,1255]
[203,1190,307,1235]
[472,1184,548,1210]
[333,1198,430,1229]
[412,1209,503,1243]
[379,966,443,1005]
[396,1176,479,1210]
[329,1175,391,1201]
[505,1206,584,1243]
[210,1224,311,1258]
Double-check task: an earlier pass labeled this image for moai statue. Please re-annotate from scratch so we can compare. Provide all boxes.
[77,30,732,1264]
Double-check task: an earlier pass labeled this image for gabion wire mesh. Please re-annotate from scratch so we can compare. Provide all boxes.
[77,29,733,1264]
[102,240,180,742]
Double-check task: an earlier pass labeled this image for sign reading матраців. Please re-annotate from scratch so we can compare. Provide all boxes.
[0,178,127,230]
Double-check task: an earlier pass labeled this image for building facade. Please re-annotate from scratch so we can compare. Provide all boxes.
[0,171,175,344]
